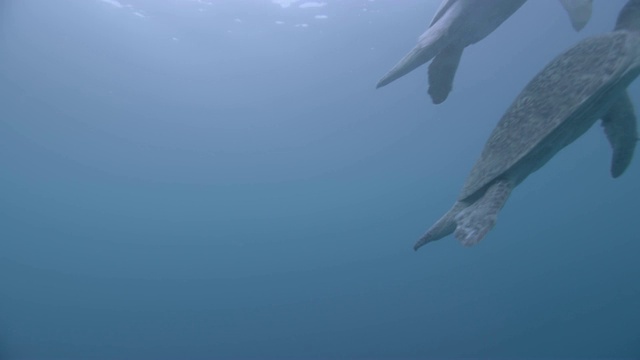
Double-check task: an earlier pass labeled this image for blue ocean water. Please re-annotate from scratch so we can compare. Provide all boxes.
[0,0,639,358]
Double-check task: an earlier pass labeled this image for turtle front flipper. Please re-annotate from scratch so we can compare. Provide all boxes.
[602,91,638,178]
[454,179,513,247]
[558,0,593,31]
[428,44,463,104]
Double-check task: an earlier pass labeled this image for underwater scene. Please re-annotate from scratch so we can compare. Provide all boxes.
[0,0,639,358]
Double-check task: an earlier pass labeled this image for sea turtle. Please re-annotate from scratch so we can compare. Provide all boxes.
[376,0,593,104]
[414,0,640,251]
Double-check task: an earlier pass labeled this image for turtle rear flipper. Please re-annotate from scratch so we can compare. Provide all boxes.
[559,0,593,31]
[454,180,513,247]
[376,2,464,89]
[376,31,451,89]
[602,91,638,178]
[428,45,463,104]
[414,202,465,251]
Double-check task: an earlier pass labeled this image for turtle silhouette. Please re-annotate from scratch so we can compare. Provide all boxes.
[415,0,640,250]
[377,0,593,104]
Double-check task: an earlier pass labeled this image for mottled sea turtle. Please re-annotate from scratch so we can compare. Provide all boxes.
[376,0,593,104]
[414,0,640,250]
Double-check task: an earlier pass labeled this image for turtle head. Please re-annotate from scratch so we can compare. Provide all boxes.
[615,0,640,32]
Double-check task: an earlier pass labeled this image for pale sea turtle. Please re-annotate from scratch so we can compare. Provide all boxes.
[414,0,640,250]
[376,0,593,104]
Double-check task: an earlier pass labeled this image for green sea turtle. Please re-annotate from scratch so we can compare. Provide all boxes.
[414,0,640,250]
[376,0,593,104]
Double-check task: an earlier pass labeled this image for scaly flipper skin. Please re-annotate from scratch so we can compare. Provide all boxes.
[453,180,513,247]
[414,180,514,250]
[602,91,638,178]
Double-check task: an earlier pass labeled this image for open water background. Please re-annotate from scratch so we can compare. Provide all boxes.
[0,0,638,358]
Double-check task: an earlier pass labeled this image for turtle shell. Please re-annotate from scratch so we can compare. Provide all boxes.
[459,31,637,201]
